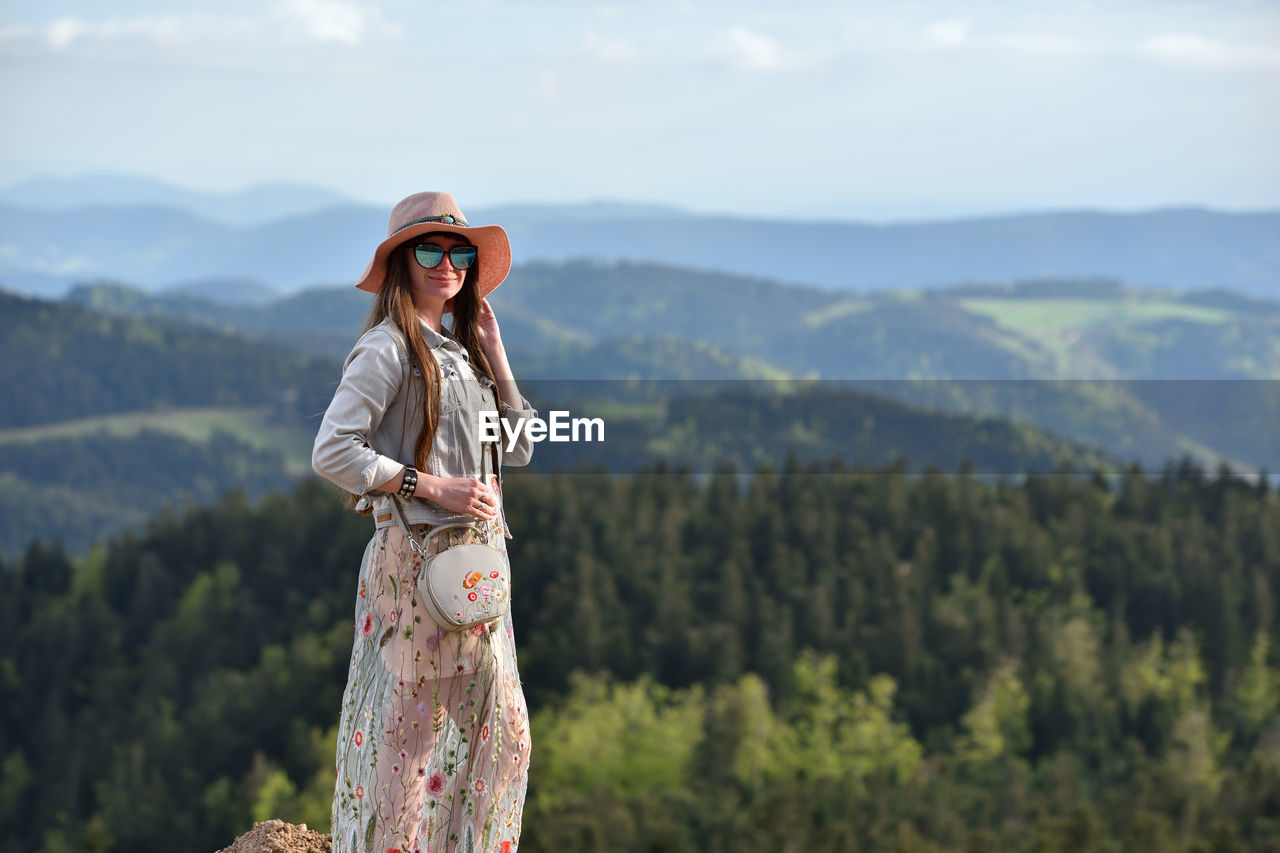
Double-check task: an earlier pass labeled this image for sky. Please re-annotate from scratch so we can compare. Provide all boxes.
[0,0,1278,221]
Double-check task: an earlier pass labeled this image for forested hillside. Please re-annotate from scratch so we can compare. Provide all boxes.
[0,430,292,556]
[0,291,336,557]
[64,269,1280,383]
[2,459,1277,852]
[58,269,1280,480]
[5,289,1148,558]
[0,290,337,428]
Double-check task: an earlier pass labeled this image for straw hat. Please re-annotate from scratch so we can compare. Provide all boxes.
[355,191,511,297]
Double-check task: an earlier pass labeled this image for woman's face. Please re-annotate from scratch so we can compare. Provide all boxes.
[405,231,473,311]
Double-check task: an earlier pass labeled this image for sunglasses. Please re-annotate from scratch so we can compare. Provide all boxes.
[412,242,477,271]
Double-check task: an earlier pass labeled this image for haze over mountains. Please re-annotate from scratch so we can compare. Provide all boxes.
[1,174,1276,299]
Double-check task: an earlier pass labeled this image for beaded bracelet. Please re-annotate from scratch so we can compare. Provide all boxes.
[398,467,418,498]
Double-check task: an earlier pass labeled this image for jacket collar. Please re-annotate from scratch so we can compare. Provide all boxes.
[418,316,461,351]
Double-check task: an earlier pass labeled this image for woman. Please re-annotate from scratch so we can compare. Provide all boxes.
[312,191,539,852]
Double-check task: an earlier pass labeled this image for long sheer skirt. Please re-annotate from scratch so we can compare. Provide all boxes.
[331,521,531,852]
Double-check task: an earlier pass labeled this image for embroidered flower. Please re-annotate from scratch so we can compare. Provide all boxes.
[355,785,365,799]
[390,610,398,624]
[427,771,447,798]
[481,725,490,741]
[392,763,400,773]
[354,730,363,747]
[474,779,486,794]
[360,611,374,636]
[418,700,429,717]
[425,633,439,651]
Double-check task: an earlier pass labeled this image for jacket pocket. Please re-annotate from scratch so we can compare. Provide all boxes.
[438,365,464,415]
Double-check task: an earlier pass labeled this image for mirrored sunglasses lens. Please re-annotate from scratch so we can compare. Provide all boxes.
[450,247,477,270]
[414,244,445,268]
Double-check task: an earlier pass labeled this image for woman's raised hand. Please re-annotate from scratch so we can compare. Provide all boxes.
[476,297,502,356]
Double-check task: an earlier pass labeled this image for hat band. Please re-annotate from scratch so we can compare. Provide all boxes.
[393,213,469,234]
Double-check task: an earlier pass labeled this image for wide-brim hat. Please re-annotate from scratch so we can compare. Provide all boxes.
[355,191,511,298]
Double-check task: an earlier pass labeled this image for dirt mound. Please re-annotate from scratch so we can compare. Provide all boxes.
[216,820,332,853]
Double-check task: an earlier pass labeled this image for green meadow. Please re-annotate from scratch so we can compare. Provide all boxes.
[0,406,316,475]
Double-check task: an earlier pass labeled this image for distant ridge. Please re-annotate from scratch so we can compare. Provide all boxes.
[0,173,1276,299]
[0,172,358,226]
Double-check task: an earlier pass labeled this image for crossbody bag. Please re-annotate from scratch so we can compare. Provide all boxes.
[386,440,510,631]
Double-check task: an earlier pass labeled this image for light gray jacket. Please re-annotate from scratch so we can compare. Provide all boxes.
[311,317,539,537]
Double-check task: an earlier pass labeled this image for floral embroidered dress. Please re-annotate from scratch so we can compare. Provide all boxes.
[314,318,538,852]
[330,519,531,852]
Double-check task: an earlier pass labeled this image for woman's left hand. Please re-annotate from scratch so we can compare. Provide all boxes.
[476,297,503,357]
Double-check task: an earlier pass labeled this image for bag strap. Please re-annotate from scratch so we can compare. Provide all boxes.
[387,493,488,557]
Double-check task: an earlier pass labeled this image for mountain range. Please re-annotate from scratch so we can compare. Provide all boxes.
[1,173,1276,298]
[3,174,1276,557]
[55,260,1280,477]
[63,261,1280,381]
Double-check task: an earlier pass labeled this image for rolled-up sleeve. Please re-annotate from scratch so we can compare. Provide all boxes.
[312,328,408,495]
[499,394,540,467]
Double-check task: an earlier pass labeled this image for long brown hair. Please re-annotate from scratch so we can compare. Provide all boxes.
[358,236,505,476]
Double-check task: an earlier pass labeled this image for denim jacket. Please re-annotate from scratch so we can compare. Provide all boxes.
[311,316,539,538]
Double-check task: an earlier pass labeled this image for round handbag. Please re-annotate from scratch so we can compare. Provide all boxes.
[384,437,510,631]
[408,521,510,631]
[385,488,510,631]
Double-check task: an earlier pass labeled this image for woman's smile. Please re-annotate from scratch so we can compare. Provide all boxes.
[408,232,472,309]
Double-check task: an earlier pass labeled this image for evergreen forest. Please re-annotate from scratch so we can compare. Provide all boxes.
[2,456,1278,852]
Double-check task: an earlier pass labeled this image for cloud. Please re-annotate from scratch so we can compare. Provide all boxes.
[579,21,808,73]
[0,16,191,51]
[583,30,637,63]
[273,0,398,46]
[908,20,1280,70]
[1137,32,1280,71]
[46,17,86,49]
[0,1,399,54]
[922,18,970,50]
[719,24,795,72]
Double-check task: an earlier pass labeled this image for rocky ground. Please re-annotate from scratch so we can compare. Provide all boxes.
[216,820,332,853]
